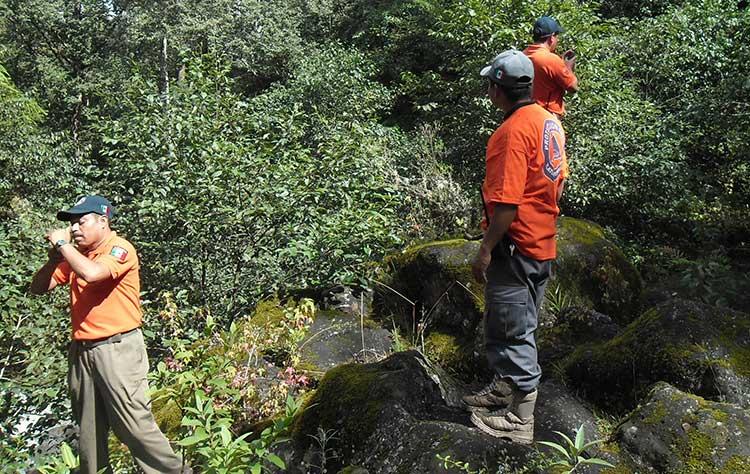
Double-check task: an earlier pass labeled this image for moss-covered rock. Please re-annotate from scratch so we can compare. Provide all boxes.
[537,306,621,368]
[150,391,183,440]
[375,239,483,336]
[290,351,535,473]
[564,299,750,413]
[555,217,643,325]
[374,239,485,378]
[423,331,475,377]
[615,382,750,473]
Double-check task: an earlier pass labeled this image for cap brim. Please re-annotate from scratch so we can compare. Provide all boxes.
[56,205,97,221]
[480,65,493,78]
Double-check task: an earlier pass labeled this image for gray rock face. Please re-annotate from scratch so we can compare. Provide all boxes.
[615,382,750,473]
[298,309,392,372]
[537,306,621,367]
[565,298,750,413]
[534,379,602,447]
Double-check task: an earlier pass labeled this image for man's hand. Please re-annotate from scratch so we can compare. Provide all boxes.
[46,227,71,246]
[563,50,576,71]
[471,245,492,284]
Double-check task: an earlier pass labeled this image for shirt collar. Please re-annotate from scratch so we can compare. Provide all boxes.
[503,100,535,120]
[86,231,117,256]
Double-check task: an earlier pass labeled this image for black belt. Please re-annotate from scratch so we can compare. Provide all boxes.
[76,327,139,349]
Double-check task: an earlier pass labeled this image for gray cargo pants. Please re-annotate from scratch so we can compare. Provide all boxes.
[484,239,551,392]
[68,329,183,474]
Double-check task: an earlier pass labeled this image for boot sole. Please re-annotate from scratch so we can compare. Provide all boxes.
[470,412,533,445]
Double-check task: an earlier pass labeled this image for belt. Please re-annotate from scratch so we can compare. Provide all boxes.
[76,327,139,350]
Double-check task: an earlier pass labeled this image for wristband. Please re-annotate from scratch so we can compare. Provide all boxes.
[55,239,69,250]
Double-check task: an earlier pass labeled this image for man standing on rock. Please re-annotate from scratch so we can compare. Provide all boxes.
[30,196,186,474]
[523,16,578,118]
[466,50,567,444]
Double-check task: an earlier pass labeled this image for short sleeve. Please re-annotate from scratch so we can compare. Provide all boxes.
[52,261,72,285]
[551,56,577,90]
[97,242,138,279]
[483,128,529,206]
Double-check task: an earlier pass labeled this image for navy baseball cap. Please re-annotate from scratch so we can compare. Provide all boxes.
[57,195,115,221]
[533,16,565,38]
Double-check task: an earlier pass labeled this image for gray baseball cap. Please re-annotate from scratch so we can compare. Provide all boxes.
[480,50,534,88]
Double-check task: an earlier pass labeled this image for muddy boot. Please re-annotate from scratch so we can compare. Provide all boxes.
[470,388,537,444]
[462,377,514,412]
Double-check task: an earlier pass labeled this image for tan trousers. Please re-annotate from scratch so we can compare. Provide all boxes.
[68,329,183,474]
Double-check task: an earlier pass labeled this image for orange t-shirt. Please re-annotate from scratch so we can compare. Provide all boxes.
[482,103,567,260]
[52,232,142,340]
[523,44,577,116]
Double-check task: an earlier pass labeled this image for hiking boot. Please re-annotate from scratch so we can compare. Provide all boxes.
[462,377,513,412]
[470,389,537,444]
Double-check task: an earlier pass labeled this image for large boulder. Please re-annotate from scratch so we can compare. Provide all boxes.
[534,379,603,447]
[614,382,750,473]
[374,240,485,378]
[537,306,621,368]
[565,299,750,413]
[373,218,642,379]
[555,217,643,326]
[298,308,393,373]
[374,239,483,339]
[288,351,538,474]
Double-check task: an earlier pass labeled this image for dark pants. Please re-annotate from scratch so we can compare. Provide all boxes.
[484,239,551,392]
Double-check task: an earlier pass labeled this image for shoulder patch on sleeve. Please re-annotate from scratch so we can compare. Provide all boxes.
[110,246,129,263]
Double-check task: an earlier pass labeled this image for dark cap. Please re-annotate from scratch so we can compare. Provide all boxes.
[480,49,534,88]
[533,16,565,38]
[56,195,115,221]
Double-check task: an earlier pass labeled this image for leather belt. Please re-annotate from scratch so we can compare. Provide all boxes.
[76,327,139,350]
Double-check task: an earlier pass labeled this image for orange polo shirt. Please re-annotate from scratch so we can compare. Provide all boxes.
[523,44,577,116]
[52,232,142,340]
[482,103,567,260]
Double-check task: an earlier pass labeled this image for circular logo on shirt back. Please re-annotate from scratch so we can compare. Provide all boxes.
[542,119,565,182]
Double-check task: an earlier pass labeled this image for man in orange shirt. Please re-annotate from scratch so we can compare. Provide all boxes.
[523,16,578,117]
[30,196,185,474]
[462,50,566,444]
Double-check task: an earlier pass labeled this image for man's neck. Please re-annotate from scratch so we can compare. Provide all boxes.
[503,99,534,119]
[82,230,113,253]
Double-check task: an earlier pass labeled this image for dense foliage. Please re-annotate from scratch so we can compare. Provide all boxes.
[1,0,748,469]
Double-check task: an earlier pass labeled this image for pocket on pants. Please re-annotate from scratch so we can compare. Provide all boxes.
[485,286,529,339]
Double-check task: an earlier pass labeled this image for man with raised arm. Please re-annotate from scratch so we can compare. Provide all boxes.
[30,195,185,474]
[523,16,578,118]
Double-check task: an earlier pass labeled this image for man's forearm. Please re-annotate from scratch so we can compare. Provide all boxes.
[480,203,518,255]
[30,257,61,294]
[58,245,109,282]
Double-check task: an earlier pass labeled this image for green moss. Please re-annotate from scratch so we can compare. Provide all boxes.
[150,394,182,439]
[292,362,384,453]
[721,456,750,474]
[727,345,750,378]
[558,217,607,247]
[424,331,472,375]
[337,466,369,474]
[677,430,716,473]
[643,401,668,425]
